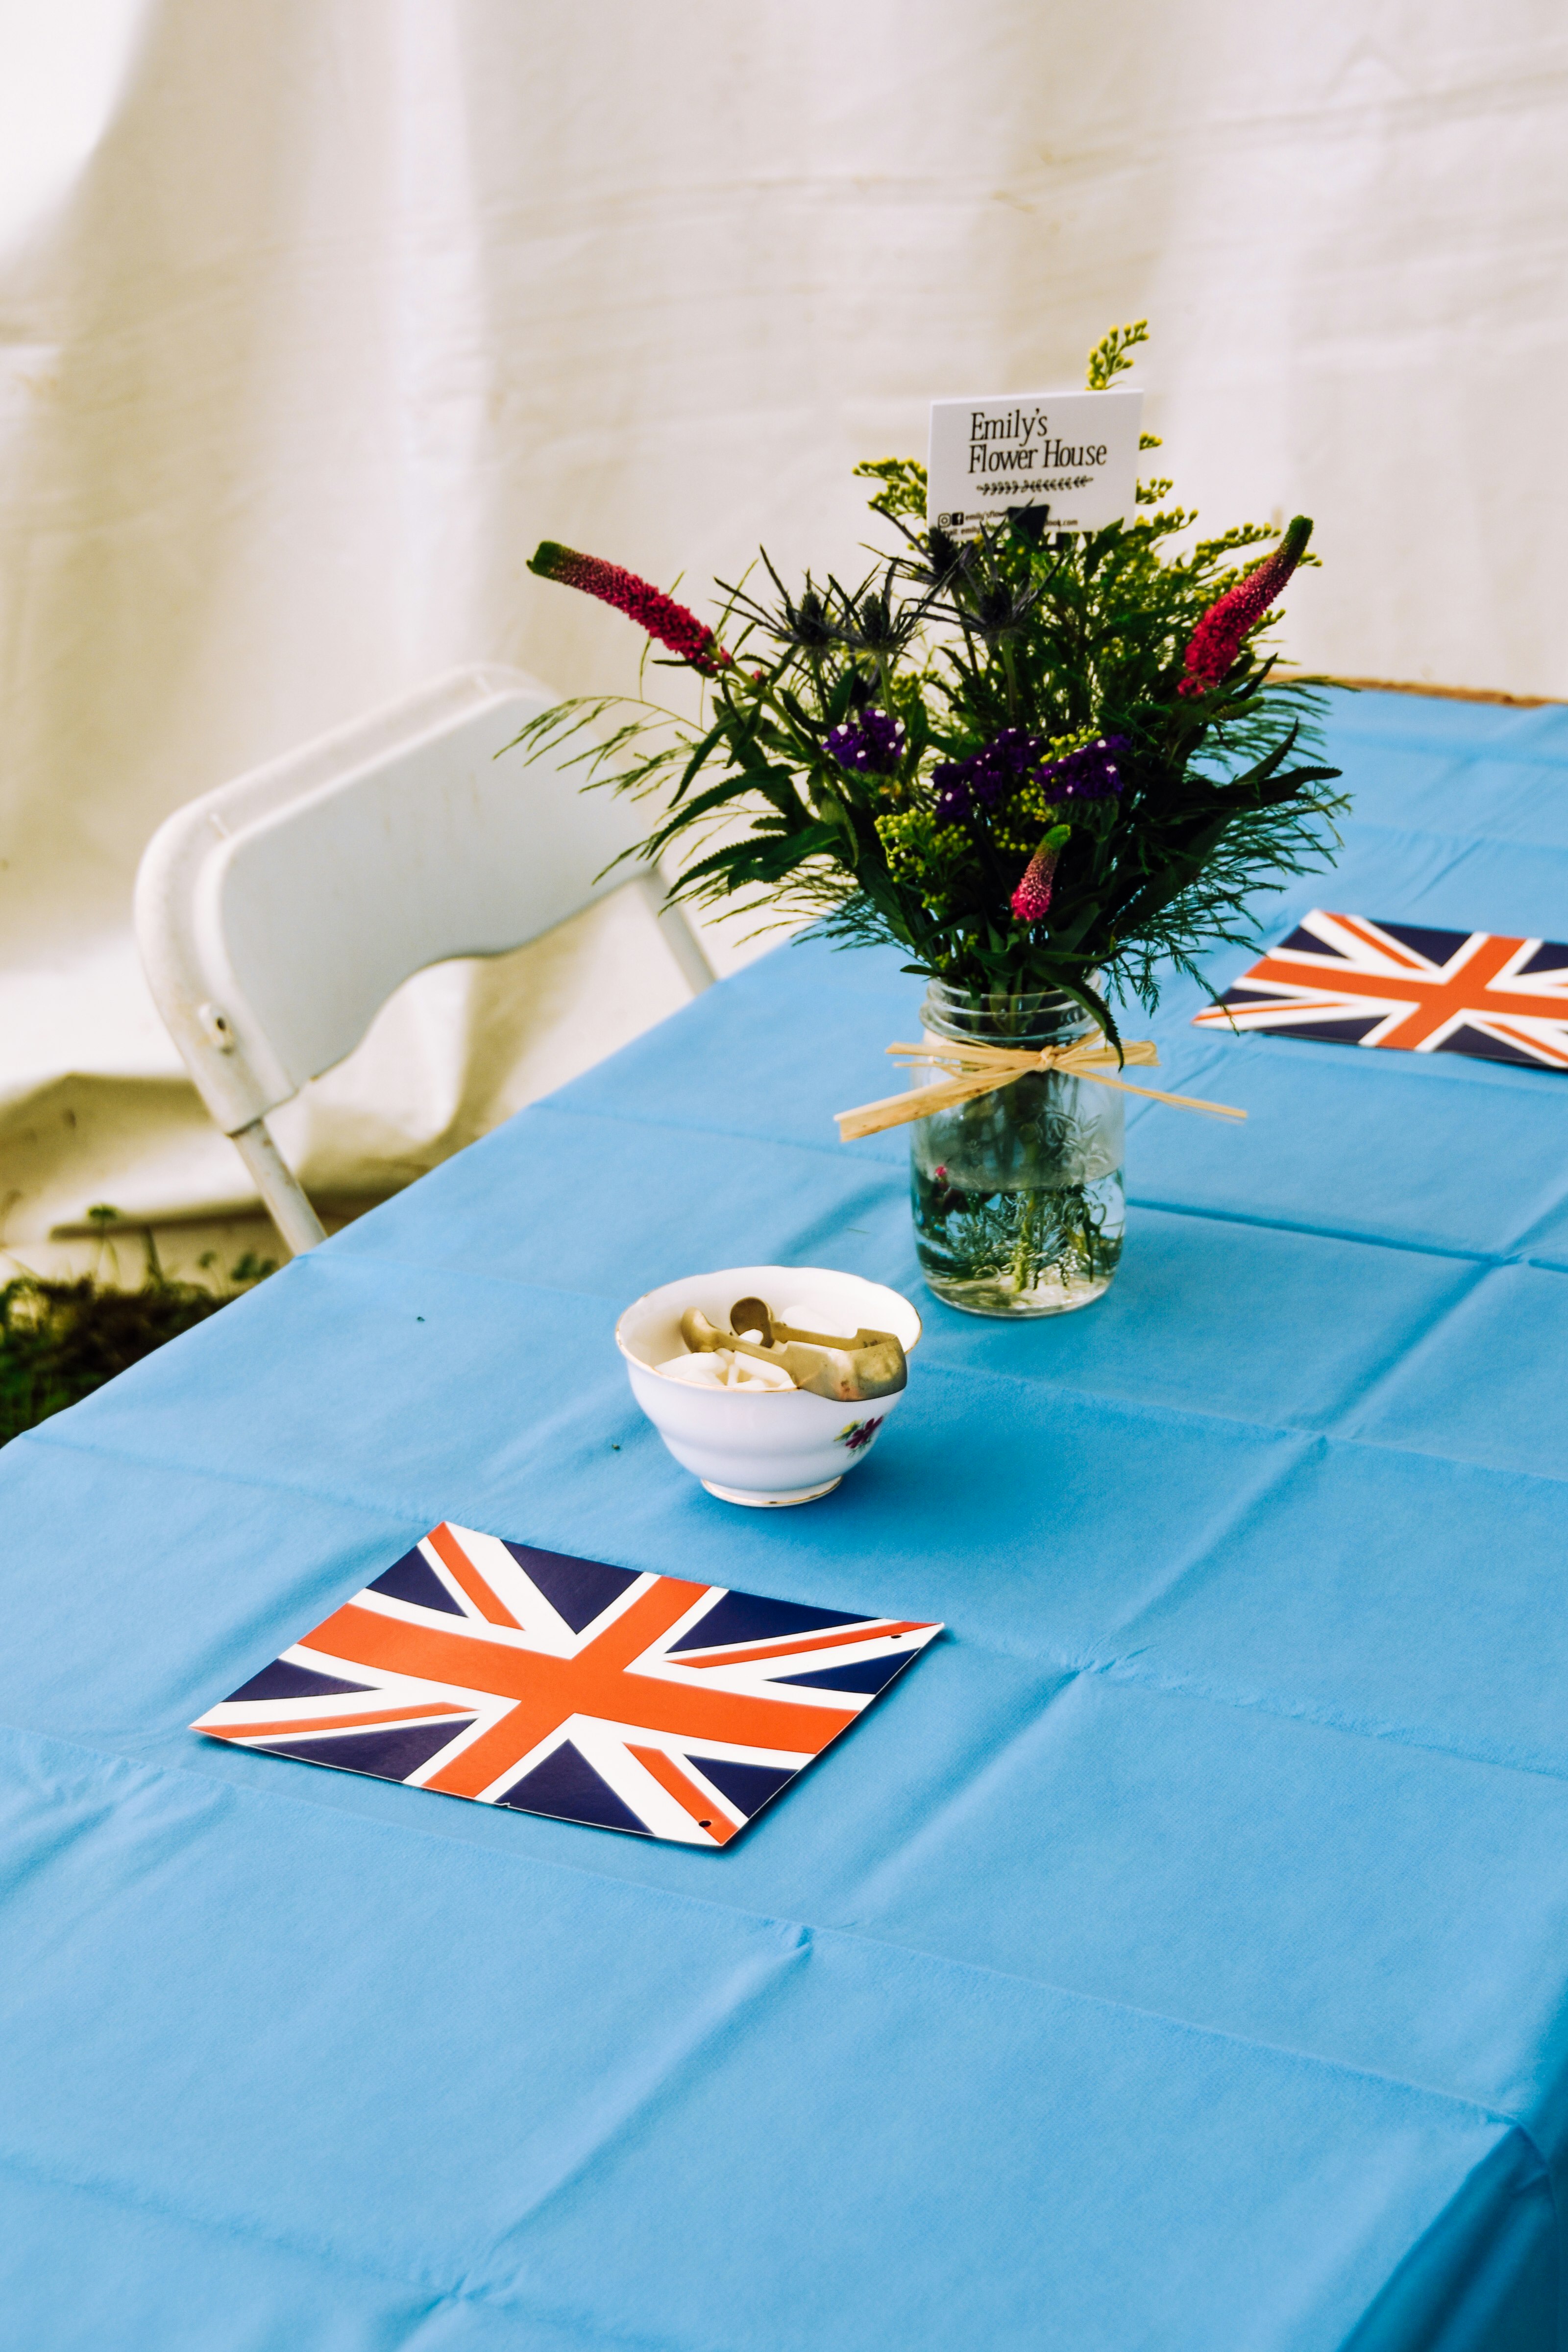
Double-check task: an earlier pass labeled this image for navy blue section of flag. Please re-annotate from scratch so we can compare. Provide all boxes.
[496,1740,651,1835]
[369,1545,466,1615]
[192,1522,943,1848]
[226,1658,376,1705]
[667,1592,868,1653]
[504,1545,641,1634]
[1195,912,1568,1071]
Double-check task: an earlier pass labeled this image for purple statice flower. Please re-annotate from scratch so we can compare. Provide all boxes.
[931,728,1045,821]
[826,708,906,776]
[1034,734,1131,801]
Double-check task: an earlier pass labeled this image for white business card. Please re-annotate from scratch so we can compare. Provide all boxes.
[927,387,1143,539]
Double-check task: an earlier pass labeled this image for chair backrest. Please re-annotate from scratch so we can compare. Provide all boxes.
[135,663,662,1136]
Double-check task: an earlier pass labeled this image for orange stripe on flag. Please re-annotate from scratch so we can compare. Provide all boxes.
[1195,996,1360,1023]
[1333,915,1430,970]
[422,1694,578,1799]
[627,1743,740,1843]
[679,1621,926,1669]
[1490,1020,1568,1066]
[1242,940,1563,1025]
[200,1703,472,1740]
[426,1523,522,1629]
[298,1595,857,1804]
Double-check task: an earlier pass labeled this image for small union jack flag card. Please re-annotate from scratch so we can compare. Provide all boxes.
[1195,911,1568,1071]
[193,1524,943,1846]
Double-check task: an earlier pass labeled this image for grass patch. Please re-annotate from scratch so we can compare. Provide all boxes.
[0,1208,274,1447]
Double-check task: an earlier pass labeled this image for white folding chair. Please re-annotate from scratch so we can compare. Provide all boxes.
[134,662,713,1256]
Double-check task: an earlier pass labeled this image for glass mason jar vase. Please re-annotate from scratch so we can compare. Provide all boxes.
[909,980,1125,1318]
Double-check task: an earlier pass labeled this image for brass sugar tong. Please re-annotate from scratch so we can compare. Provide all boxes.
[679,1297,907,1401]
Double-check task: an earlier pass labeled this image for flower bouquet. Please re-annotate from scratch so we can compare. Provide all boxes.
[519,323,1347,1316]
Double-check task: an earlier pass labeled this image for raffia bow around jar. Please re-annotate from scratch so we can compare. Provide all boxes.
[834,1032,1244,1141]
[515,318,1347,1316]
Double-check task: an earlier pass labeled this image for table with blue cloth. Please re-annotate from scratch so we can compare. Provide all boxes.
[3,687,1568,2352]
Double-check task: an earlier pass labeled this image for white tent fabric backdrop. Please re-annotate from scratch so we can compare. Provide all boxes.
[2,0,1565,1263]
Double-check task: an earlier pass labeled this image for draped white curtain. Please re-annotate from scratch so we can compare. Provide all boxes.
[3,0,1565,1262]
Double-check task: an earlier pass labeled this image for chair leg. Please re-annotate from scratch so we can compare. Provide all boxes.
[228,1117,328,1256]
[634,871,716,994]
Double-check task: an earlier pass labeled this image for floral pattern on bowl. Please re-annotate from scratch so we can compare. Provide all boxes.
[836,1417,885,1453]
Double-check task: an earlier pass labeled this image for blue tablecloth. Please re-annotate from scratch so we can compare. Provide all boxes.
[4,688,1568,2351]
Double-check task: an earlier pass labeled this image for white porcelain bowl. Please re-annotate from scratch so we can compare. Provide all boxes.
[616,1265,923,1506]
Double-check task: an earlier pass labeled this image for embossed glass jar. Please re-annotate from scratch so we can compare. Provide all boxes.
[909,980,1125,1317]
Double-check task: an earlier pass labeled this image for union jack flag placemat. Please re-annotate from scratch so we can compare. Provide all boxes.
[1194,911,1568,1070]
[193,1523,942,1847]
